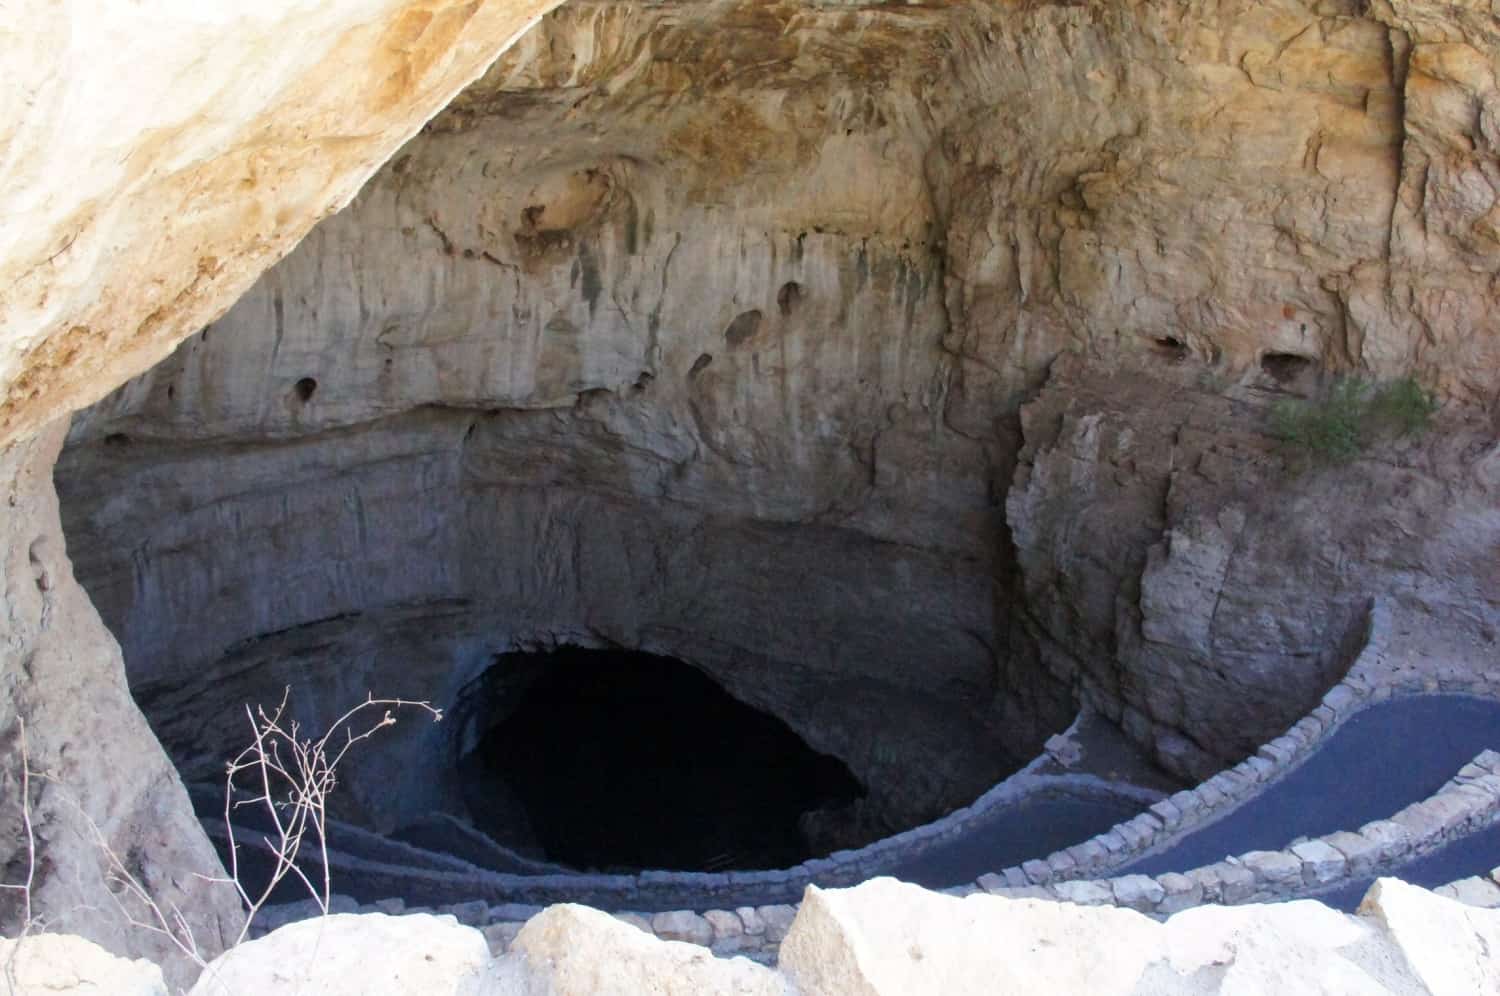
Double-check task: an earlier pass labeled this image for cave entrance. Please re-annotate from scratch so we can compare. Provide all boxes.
[456,646,865,873]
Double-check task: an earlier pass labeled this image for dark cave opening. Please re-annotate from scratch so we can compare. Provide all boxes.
[458,646,866,873]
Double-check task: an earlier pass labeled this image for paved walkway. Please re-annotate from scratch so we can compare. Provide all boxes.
[1121,694,1500,878]
[887,795,1145,889]
[1316,819,1500,911]
[880,694,1500,892]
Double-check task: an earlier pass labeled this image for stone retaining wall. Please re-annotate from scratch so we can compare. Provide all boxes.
[247,764,1160,915]
[967,599,1395,894]
[974,598,1500,899]
[980,748,1500,916]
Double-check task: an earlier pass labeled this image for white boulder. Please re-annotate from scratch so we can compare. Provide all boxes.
[0,932,166,995]
[1360,877,1500,996]
[506,903,785,996]
[778,878,1163,996]
[187,913,490,996]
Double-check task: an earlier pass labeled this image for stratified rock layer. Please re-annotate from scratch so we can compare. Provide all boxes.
[0,0,569,448]
[5,0,1500,979]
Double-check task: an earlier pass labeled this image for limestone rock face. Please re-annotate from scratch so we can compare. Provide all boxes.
[187,913,491,996]
[0,424,243,990]
[506,903,787,996]
[0,0,568,450]
[0,932,167,996]
[7,0,1500,972]
[1008,356,1500,778]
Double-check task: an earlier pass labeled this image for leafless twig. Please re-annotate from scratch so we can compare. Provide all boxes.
[203,689,441,946]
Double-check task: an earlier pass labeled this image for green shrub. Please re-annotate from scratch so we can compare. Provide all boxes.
[1270,376,1436,464]
[1367,376,1439,435]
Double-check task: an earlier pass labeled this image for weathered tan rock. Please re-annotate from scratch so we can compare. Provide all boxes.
[0,932,167,995]
[0,0,570,449]
[187,913,491,996]
[1360,877,1500,996]
[508,903,786,996]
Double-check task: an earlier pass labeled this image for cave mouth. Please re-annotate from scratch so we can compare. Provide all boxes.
[454,645,866,873]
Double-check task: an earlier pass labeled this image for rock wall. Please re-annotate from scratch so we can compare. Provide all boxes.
[55,417,1015,837]
[5,0,1500,983]
[0,0,572,981]
[57,0,1500,830]
[0,423,242,985]
[1009,356,1500,778]
[936,0,1500,419]
[0,0,569,449]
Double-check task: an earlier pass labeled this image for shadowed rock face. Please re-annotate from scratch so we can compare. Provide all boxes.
[10,0,1500,978]
[461,646,867,872]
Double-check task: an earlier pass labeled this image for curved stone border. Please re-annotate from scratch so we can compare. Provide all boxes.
[257,601,1383,932]
[240,767,1160,920]
[258,595,1500,965]
[978,748,1500,916]
[966,598,1396,893]
[358,744,1499,963]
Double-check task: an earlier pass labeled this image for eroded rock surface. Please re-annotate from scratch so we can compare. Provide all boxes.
[6,0,1500,976]
[1009,356,1500,779]
[187,912,491,996]
[777,877,1442,995]
[0,0,569,448]
[0,932,167,996]
[0,425,242,990]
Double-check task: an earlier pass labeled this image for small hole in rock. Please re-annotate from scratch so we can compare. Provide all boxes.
[689,353,713,377]
[1261,352,1314,384]
[777,281,805,317]
[294,377,318,402]
[723,310,763,349]
[1149,335,1189,363]
[103,433,130,448]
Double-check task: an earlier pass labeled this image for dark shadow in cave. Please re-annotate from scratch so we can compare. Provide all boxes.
[460,645,865,873]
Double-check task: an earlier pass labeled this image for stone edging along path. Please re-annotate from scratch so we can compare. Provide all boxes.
[982,748,1500,917]
[969,599,1401,895]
